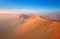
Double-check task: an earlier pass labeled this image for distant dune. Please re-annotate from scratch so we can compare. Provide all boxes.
[39,12,60,22]
[0,14,60,39]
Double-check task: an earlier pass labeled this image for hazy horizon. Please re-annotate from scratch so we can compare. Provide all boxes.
[0,0,60,14]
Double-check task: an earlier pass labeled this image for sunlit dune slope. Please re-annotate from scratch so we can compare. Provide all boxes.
[50,22,60,39]
[13,16,60,39]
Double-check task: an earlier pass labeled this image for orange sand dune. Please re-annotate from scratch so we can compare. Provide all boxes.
[13,16,60,39]
[0,15,60,39]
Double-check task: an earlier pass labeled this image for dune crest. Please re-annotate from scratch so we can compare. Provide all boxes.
[14,16,60,39]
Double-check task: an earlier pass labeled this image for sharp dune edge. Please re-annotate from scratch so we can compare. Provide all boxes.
[0,14,60,39]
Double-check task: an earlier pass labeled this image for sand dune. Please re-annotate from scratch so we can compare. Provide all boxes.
[0,14,60,39]
[13,16,60,39]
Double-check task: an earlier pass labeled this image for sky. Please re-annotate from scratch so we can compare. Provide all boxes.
[0,0,60,13]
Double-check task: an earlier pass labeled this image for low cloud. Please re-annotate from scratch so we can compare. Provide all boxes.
[0,9,34,14]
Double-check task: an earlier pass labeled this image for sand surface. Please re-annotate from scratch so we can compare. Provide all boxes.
[0,14,60,39]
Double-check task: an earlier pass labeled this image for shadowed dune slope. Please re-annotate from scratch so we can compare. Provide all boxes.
[13,16,60,39]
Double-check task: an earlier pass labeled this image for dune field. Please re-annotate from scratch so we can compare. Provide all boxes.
[0,14,60,39]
